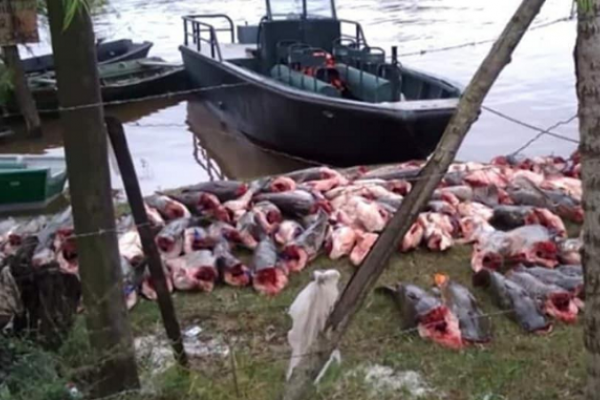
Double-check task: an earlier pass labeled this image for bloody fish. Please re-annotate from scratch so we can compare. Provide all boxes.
[145,194,191,221]
[350,231,378,266]
[235,211,261,249]
[183,227,215,254]
[269,176,297,192]
[281,210,329,273]
[434,274,492,344]
[274,220,305,246]
[506,269,578,323]
[252,236,288,296]
[251,201,283,233]
[327,225,358,260]
[518,265,584,301]
[170,192,230,222]
[155,218,192,259]
[474,269,552,334]
[253,190,330,218]
[557,238,582,265]
[182,180,249,202]
[168,250,218,292]
[379,283,463,349]
[214,239,251,287]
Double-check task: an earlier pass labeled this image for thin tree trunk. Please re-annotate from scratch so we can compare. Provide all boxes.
[2,45,42,137]
[45,0,140,396]
[282,0,547,398]
[574,2,600,398]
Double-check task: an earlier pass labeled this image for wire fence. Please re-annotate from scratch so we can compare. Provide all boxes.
[396,15,574,58]
[1,10,584,400]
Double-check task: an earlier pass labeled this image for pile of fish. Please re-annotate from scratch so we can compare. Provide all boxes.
[0,152,584,320]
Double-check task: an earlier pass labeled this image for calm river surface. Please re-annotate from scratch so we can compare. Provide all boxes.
[2,0,578,194]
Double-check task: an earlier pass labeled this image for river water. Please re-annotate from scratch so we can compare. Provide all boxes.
[2,0,579,194]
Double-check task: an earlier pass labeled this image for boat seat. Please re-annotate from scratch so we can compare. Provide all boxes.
[335,63,393,103]
[270,64,340,98]
[288,46,328,68]
[259,19,341,71]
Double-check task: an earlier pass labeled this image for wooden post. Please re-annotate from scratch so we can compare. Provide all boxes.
[105,115,188,367]
[574,1,600,398]
[282,0,548,398]
[2,45,42,137]
[45,0,140,396]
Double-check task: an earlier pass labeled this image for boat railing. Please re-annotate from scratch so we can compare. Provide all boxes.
[337,19,368,48]
[182,14,235,61]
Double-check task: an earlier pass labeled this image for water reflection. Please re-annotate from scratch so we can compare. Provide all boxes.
[186,99,310,180]
[0,0,582,195]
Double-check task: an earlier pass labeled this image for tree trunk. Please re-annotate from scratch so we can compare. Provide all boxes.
[45,0,140,396]
[575,2,600,398]
[283,0,547,398]
[2,45,42,138]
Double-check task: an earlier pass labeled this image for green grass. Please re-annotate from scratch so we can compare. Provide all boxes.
[1,246,584,400]
[116,245,585,400]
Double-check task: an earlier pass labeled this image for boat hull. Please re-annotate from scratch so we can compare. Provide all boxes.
[25,68,189,113]
[22,39,153,74]
[0,156,68,213]
[180,46,457,166]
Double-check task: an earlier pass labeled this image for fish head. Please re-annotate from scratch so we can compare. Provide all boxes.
[386,180,412,196]
[417,305,464,349]
[195,266,218,292]
[253,267,289,296]
[400,221,424,252]
[281,244,309,273]
[544,292,578,324]
[426,229,453,252]
[164,199,191,220]
[521,241,558,268]
[270,176,297,192]
[222,262,251,287]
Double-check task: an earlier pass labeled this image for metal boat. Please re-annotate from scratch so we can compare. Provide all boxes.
[179,0,462,166]
[0,155,67,212]
[22,58,189,112]
[22,39,154,75]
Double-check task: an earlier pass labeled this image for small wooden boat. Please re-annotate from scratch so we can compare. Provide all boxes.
[22,39,154,75]
[179,0,463,166]
[0,155,68,212]
[24,57,189,112]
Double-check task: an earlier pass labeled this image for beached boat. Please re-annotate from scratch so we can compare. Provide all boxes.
[22,39,153,74]
[179,0,462,166]
[0,155,68,213]
[24,57,189,112]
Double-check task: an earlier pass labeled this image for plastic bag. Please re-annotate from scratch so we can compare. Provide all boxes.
[286,269,341,381]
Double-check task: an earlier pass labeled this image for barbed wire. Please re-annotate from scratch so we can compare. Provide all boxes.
[483,106,579,146]
[0,105,581,257]
[397,15,573,58]
[0,82,250,119]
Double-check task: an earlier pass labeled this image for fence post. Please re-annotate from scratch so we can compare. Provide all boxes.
[105,116,188,367]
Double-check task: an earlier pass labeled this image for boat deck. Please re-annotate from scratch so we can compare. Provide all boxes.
[0,155,66,178]
[183,42,257,61]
